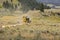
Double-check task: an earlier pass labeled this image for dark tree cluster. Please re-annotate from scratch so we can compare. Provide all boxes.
[2,0,50,12]
[3,0,13,9]
[2,0,18,10]
[18,0,51,12]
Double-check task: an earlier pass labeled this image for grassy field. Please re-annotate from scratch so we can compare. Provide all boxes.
[0,10,60,40]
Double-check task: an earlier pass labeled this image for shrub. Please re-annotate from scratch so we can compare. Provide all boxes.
[0,4,2,8]
[14,34,21,40]
[0,29,4,33]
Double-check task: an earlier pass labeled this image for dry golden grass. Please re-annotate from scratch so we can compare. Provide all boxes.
[0,10,60,40]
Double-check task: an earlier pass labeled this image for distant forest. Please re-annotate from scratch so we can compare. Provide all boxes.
[2,0,51,12]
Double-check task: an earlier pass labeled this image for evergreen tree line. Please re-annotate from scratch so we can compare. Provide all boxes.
[18,0,51,12]
[2,0,51,12]
[3,0,18,9]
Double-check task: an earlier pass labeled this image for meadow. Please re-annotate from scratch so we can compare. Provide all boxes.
[0,10,60,40]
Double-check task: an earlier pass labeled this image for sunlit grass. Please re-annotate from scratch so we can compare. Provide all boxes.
[43,16,60,23]
[0,10,60,40]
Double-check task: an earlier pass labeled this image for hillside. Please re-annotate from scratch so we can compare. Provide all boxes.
[0,10,60,40]
[0,0,60,40]
[37,0,60,6]
[0,0,60,6]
